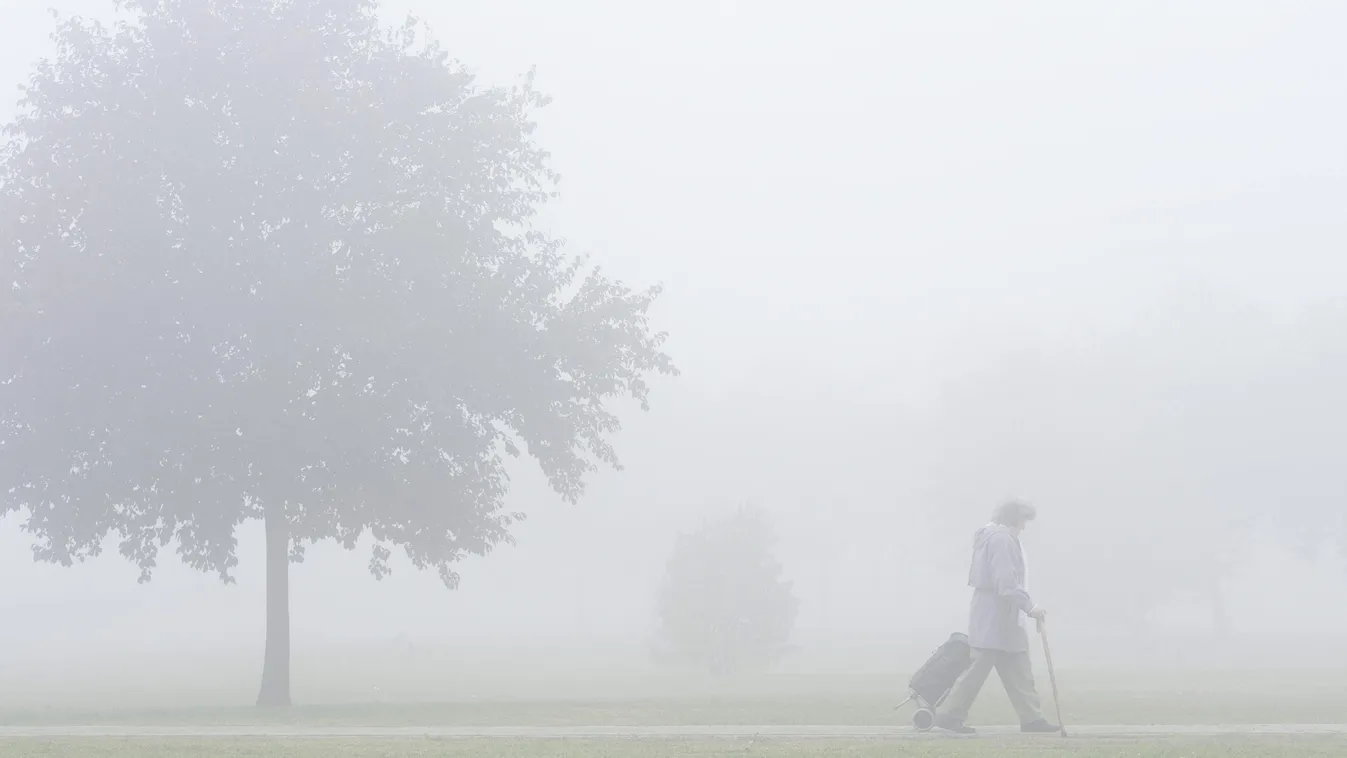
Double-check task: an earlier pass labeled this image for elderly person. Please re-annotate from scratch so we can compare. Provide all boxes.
[935,500,1060,734]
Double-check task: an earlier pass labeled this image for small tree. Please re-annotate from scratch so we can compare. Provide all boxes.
[654,505,798,675]
[0,0,675,707]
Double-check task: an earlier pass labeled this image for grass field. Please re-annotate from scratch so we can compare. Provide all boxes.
[2,693,1346,728]
[2,671,1345,727]
[2,737,1347,758]
[2,656,1344,756]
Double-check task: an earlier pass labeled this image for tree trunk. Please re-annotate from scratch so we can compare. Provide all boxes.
[256,506,292,707]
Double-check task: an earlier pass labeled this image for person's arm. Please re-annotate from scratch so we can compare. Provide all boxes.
[989,534,1036,616]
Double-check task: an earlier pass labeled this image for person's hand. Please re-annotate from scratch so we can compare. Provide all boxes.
[1028,606,1047,621]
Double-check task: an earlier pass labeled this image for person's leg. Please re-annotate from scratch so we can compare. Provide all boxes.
[937,648,997,725]
[994,650,1046,725]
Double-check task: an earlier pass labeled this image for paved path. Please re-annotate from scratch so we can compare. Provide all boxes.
[2,724,1345,738]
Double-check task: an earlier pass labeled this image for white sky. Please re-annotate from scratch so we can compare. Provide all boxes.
[1,0,1345,668]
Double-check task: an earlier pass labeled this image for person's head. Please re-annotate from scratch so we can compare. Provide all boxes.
[991,500,1037,536]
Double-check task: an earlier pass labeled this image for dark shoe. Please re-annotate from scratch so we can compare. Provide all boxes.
[1021,719,1061,733]
[934,714,976,734]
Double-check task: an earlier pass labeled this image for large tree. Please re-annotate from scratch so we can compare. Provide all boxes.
[0,0,675,706]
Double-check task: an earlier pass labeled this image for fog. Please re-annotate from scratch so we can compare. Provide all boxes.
[2,0,1346,706]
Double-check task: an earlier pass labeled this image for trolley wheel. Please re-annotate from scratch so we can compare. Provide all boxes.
[912,708,935,732]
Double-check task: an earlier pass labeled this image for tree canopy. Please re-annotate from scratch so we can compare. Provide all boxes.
[1,0,676,704]
[654,505,798,675]
[908,289,1347,639]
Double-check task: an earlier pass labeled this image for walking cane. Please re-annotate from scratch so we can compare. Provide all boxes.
[1037,618,1068,737]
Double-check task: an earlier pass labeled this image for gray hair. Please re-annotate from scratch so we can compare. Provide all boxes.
[991,500,1037,527]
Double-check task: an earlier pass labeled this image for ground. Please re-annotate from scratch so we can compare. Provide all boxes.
[1,658,1343,756]
[2,673,1344,727]
[2,737,1347,758]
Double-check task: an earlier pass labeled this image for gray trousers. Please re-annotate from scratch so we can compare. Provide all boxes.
[939,647,1044,724]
